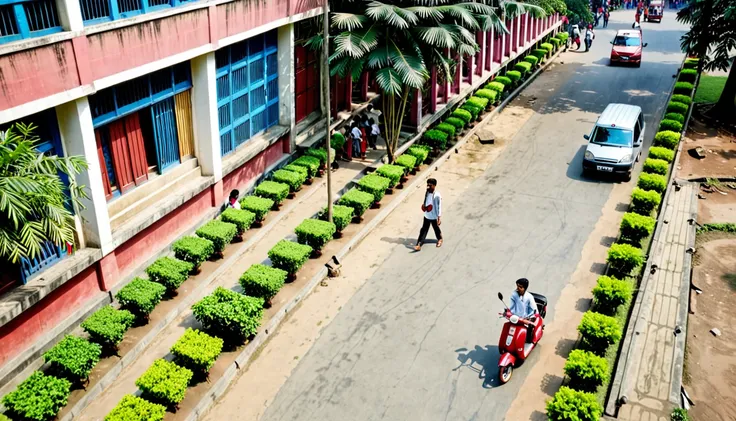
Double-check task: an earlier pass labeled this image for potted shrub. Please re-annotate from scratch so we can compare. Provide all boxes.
[540,42,554,54]
[115,277,167,322]
[284,163,311,185]
[268,240,313,278]
[563,349,608,392]
[172,236,214,273]
[220,208,256,242]
[648,146,675,163]
[239,263,287,306]
[450,109,472,128]
[671,94,692,107]
[659,119,683,134]
[357,174,391,208]
[81,306,135,351]
[192,287,264,344]
[240,195,275,227]
[546,387,602,421]
[135,359,193,408]
[493,75,512,90]
[642,158,669,176]
[106,395,166,421]
[666,101,689,115]
[377,164,406,192]
[637,172,667,193]
[653,130,681,150]
[407,145,430,168]
[531,48,547,61]
[305,147,330,170]
[423,129,449,156]
[606,243,644,276]
[196,220,238,258]
[467,96,489,113]
[291,155,321,178]
[338,188,375,222]
[444,117,466,135]
[664,112,685,124]
[460,102,481,122]
[506,70,522,87]
[146,256,194,292]
[592,275,633,315]
[514,61,532,75]
[620,212,656,245]
[578,311,622,354]
[319,205,354,237]
[43,335,102,384]
[272,169,306,196]
[678,68,697,82]
[170,328,224,377]
[673,81,694,95]
[434,122,457,141]
[630,187,662,216]
[255,180,290,208]
[2,371,71,421]
[295,219,336,257]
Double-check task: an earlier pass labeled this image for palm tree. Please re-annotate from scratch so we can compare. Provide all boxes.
[324,0,545,162]
[0,123,88,265]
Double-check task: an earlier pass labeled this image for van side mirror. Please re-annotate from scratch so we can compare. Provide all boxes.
[583,134,590,140]
[610,41,613,44]
[643,42,648,48]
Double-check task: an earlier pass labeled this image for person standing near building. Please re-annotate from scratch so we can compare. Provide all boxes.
[350,122,362,161]
[415,178,443,251]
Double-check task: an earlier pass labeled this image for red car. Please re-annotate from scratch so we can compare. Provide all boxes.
[610,29,648,67]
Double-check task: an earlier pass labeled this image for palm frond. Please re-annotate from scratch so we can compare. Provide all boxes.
[333,27,378,59]
[437,5,479,30]
[404,6,444,20]
[388,40,428,88]
[375,68,403,96]
[503,0,546,19]
[413,26,457,49]
[366,2,417,29]
[331,13,367,31]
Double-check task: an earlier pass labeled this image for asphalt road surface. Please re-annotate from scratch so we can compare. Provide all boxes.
[260,10,688,421]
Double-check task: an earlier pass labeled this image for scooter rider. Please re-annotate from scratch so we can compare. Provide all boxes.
[507,278,536,343]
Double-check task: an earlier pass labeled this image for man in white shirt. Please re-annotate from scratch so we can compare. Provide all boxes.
[508,278,537,343]
[415,178,443,251]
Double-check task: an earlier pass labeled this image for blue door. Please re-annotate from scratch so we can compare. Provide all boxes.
[150,98,180,172]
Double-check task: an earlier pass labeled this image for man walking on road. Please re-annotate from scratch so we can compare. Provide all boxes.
[415,178,443,251]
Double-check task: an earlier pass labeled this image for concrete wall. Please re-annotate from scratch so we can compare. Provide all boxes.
[222,136,287,196]
[216,0,289,40]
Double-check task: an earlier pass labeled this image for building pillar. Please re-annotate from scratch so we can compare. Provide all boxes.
[453,53,461,94]
[476,31,485,76]
[191,53,223,182]
[520,15,526,48]
[55,0,84,31]
[429,67,437,113]
[443,49,451,102]
[56,98,114,255]
[409,89,421,127]
[277,24,295,153]
[360,72,369,101]
[466,51,474,85]
[485,29,493,71]
[504,22,510,59]
[515,16,521,51]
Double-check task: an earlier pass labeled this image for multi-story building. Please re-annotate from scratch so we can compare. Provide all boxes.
[0,0,561,386]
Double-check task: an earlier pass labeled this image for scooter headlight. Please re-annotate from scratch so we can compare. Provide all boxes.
[584,150,595,160]
[619,154,633,163]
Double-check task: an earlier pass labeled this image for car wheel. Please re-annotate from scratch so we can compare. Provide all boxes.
[624,172,632,182]
[635,61,641,68]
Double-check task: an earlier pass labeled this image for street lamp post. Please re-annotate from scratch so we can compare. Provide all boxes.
[322,0,333,223]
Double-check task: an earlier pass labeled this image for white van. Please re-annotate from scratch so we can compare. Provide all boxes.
[582,103,645,181]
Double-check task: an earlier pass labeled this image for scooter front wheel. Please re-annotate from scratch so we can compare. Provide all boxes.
[499,365,513,384]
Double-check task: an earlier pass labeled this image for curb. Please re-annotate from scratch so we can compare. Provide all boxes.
[185,40,565,421]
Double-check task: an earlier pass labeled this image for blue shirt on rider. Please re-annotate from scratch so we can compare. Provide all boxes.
[510,291,536,319]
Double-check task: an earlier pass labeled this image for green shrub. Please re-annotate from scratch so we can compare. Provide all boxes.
[506,70,522,82]
[549,37,561,48]
[43,335,102,381]
[674,81,694,95]
[546,386,602,421]
[320,204,354,232]
[523,55,539,66]
[240,195,274,222]
[330,132,346,151]
[105,395,166,421]
[170,328,223,373]
[494,75,512,86]
[475,88,498,102]
[81,306,135,348]
[631,187,662,215]
[606,243,644,275]
[637,172,667,193]
[450,108,472,124]
[358,174,391,203]
[540,42,554,53]
[445,117,466,130]
[557,32,569,42]
[135,359,192,406]
[192,287,264,342]
[643,158,669,175]
[407,145,430,164]
[305,147,329,165]
[460,103,481,120]
[592,276,633,314]
[423,129,449,150]
[255,180,290,204]
[671,94,692,106]
[659,119,683,133]
[146,256,194,291]
[115,277,167,318]
[564,349,608,391]
[2,371,71,421]
[531,48,547,60]
[664,112,685,124]
[376,164,404,188]
[395,154,418,170]
[514,61,532,74]
[467,96,489,110]
[648,146,675,163]
[683,58,698,69]
[283,163,308,179]
[578,311,622,353]
[671,408,690,421]
[338,188,375,217]
[268,240,313,273]
[434,122,456,139]
[291,155,321,177]
[294,219,337,250]
[173,236,214,267]
[220,208,256,234]
[654,130,681,150]
[621,212,656,243]
[666,101,689,115]
[239,263,287,301]
[272,169,305,192]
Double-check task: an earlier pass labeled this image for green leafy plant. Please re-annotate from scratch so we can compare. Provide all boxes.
[506,70,522,82]
[683,58,698,69]
[395,154,418,171]
[620,212,656,244]
[330,132,346,151]
[664,113,685,124]
[654,130,681,149]
[146,256,193,291]
[272,169,305,192]
[376,164,404,188]
[666,101,689,115]
[531,48,548,60]
[494,76,512,86]
[407,145,430,164]
[450,108,472,124]
[546,386,602,421]
[196,220,237,254]
[81,306,135,348]
[607,243,644,275]
[648,146,675,163]
[460,103,481,120]
[105,394,166,421]
[631,188,662,216]
[115,277,167,319]
[220,208,256,234]
[291,155,320,177]
[643,158,669,175]
[578,311,622,353]
[592,275,633,314]
[284,164,309,179]
[467,96,489,110]
[557,32,569,42]
[564,349,608,392]
[445,117,466,130]
[659,119,683,133]
[338,188,375,217]
[135,359,192,406]
[255,180,290,205]
[43,335,102,381]
[671,408,690,421]
[671,94,693,106]
[523,55,539,66]
[268,239,313,274]
[514,61,532,74]
[192,287,264,342]
[637,172,667,193]
[475,88,498,102]
[240,195,274,222]
[239,263,287,302]
[172,236,214,268]
[358,174,391,203]
[434,122,456,139]
[170,328,224,373]
[305,147,329,165]
[674,81,694,95]
[320,205,354,232]
[549,37,561,48]
[540,42,554,53]
[2,371,71,421]
[423,129,449,150]
[294,219,337,251]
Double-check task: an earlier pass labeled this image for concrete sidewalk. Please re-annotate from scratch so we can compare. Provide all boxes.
[610,182,697,420]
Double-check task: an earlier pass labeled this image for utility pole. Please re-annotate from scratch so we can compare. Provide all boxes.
[322,0,333,222]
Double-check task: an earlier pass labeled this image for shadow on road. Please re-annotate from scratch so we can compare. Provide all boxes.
[453,345,500,389]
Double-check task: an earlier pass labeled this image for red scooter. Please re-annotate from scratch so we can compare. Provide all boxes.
[496,291,548,384]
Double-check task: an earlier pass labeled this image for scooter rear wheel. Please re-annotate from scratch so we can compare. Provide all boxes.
[499,365,513,384]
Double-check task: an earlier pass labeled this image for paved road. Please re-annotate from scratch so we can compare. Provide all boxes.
[260,11,687,421]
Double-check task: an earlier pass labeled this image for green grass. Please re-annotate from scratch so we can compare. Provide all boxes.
[693,75,727,104]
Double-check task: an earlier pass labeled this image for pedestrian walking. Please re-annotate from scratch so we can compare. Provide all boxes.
[359,114,369,159]
[350,122,362,161]
[369,118,380,150]
[415,178,443,251]
[603,10,609,27]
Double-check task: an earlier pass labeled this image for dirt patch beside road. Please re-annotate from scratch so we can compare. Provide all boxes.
[679,115,736,180]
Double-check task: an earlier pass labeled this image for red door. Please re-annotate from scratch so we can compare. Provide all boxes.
[124,113,149,185]
[95,130,113,201]
[108,120,135,194]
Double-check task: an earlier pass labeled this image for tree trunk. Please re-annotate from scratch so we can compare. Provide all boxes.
[382,89,411,163]
[712,63,736,120]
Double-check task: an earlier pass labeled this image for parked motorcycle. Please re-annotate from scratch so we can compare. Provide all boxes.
[497,291,548,384]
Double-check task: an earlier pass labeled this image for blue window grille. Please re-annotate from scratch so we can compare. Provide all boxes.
[0,0,63,45]
[80,0,197,25]
[216,29,279,156]
[19,241,67,283]
[150,98,180,171]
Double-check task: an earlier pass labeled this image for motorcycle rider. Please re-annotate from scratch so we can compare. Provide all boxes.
[585,24,595,51]
[507,278,537,343]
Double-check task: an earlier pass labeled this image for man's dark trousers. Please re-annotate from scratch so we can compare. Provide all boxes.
[417,217,442,245]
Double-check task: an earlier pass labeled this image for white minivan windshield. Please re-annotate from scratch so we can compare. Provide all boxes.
[591,127,633,146]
